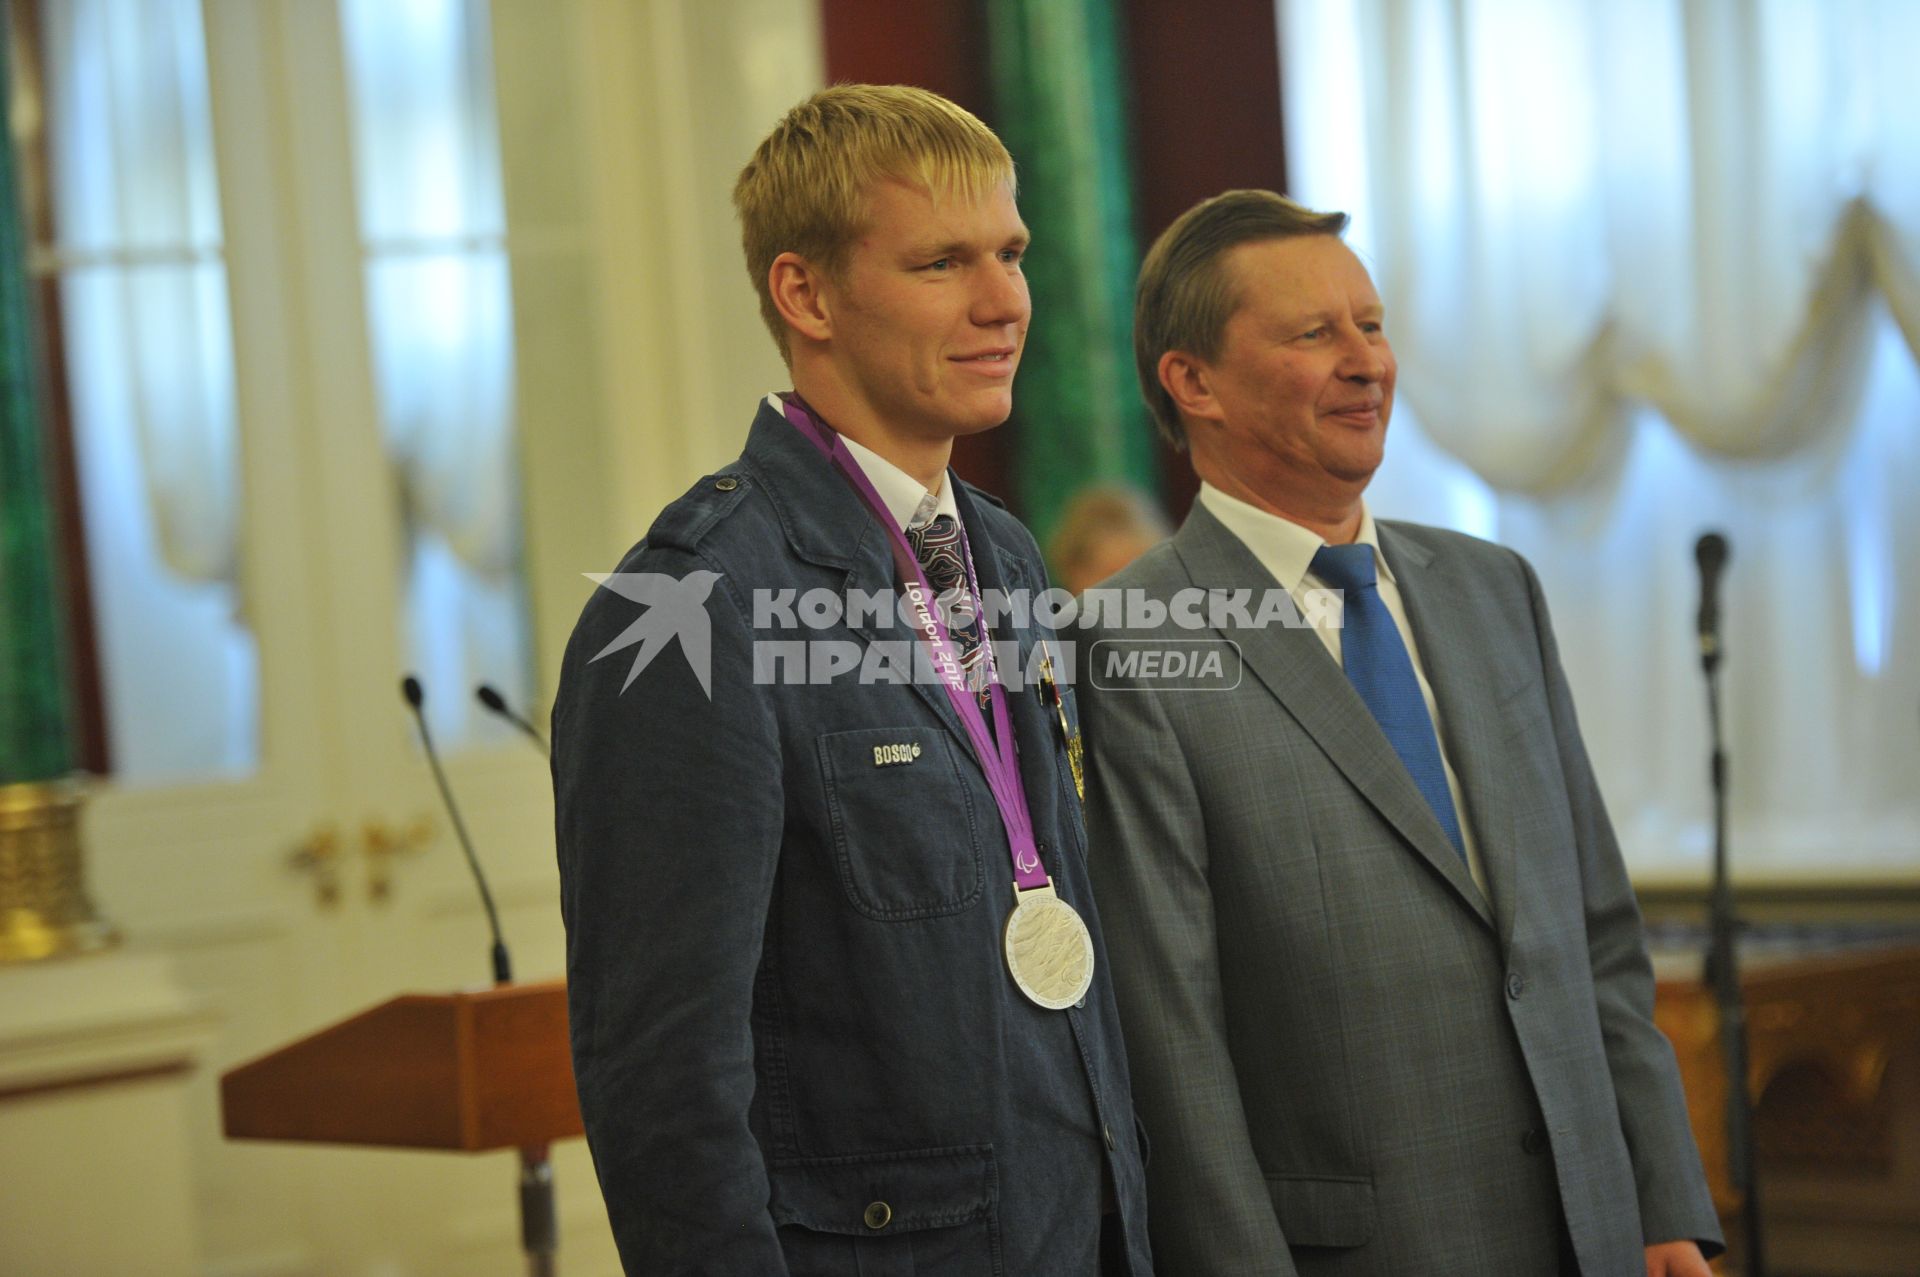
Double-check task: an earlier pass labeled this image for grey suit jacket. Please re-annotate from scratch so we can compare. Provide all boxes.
[1077,505,1721,1275]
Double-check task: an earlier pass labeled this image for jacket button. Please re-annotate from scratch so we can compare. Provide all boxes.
[714,476,738,491]
[863,1201,892,1230]
[1506,971,1526,1000]
[1522,1127,1549,1155]
[1104,1124,1116,1150]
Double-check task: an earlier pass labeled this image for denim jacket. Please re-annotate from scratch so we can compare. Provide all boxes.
[554,401,1152,1275]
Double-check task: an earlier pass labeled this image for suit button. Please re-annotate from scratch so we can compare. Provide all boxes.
[714,476,738,491]
[1506,971,1526,1000]
[1522,1127,1549,1155]
[863,1201,892,1230]
[1104,1124,1116,1150]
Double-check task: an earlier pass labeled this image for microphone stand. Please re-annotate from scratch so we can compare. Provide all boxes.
[1700,629,1765,1275]
[404,678,557,1277]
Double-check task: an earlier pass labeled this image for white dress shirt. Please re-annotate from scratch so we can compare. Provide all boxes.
[839,432,958,535]
[765,392,961,534]
[770,394,958,536]
[1198,482,1488,895]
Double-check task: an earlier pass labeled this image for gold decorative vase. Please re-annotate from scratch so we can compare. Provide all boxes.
[0,777,117,962]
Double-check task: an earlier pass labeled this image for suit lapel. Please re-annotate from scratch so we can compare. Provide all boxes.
[1173,505,1494,931]
[1380,523,1519,952]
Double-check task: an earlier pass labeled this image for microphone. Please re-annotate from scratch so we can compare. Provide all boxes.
[1695,532,1729,664]
[402,675,512,985]
[476,683,549,756]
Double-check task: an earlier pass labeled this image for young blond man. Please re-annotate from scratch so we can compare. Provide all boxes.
[554,86,1151,1276]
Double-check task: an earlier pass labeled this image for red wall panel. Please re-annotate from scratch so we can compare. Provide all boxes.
[1122,0,1290,518]
[819,0,1010,500]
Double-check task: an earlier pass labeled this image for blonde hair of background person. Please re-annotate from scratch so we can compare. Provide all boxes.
[1049,484,1171,595]
[734,83,1016,361]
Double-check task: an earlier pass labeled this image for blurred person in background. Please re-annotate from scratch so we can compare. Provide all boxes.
[1049,483,1171,595]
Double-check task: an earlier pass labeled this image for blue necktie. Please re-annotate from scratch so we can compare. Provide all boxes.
[1310,544,1467,863]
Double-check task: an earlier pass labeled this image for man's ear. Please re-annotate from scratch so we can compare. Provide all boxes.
[769,251,834,346]
[1159,349,1225,429]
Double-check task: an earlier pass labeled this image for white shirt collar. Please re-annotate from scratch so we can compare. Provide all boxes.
[1196,481,1393,590]
[836,431,959,534]
[766,392,959,534]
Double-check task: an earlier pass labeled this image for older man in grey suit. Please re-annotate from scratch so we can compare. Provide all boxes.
[1076,190,1723,1275]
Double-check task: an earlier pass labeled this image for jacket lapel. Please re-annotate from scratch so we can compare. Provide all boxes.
[1172,505,1493,931]
[741,404,973,753]
[1379,523,1519,952]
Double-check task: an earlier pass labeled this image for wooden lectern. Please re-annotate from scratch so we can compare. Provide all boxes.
[221,980,582,1274]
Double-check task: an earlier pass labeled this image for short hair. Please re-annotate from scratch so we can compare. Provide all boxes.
[1133,190,1349,448]
[733,84,1016,361]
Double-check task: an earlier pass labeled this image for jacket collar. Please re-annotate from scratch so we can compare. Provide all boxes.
[740,399,894,584]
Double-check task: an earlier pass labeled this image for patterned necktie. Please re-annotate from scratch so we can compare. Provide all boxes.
[1310,543,1467,862]
[905,513,991,701]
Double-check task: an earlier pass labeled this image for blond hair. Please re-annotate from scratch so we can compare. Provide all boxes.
[1134,190,1349,448]
[1048,484,1170,591]
[734,85,1016,360]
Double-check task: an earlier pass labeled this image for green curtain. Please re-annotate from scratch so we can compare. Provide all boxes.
[987,0,1157,551]
[0,12,75,787]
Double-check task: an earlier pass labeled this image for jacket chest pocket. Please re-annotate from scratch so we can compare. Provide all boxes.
[818,727,987,920]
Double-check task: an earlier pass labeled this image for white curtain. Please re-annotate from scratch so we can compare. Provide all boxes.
[340,0,533,749]
[1281,0,1920,876]
[340,0,520,583]
[1286,0,1920,492]
[43,0,256,782]
[44,0,238,586]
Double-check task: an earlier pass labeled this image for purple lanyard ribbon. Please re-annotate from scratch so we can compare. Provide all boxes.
[780,395,1049,890]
